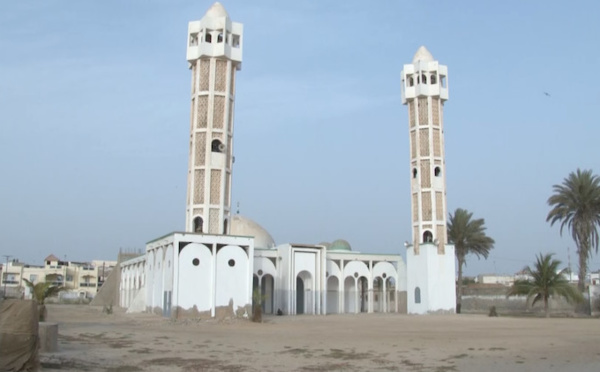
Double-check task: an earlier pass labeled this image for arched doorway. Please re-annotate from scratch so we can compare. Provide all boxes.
[261,274,274,314]
[296,276,304,314]
[296,271,313,315]
[326,276,340,314]
[344,276,356,313]
[358,276,368,313]
[386,277,396,313]
[373,277,384,312]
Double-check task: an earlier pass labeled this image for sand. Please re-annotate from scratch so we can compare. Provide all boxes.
[40,305,599,371]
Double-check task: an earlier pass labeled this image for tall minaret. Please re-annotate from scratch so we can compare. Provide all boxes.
[401,46,449,254]
[185,2,243,234]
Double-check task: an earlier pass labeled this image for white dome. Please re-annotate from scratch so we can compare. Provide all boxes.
[230,215,276,249]
[205,2,228,18]
[412,46,434,63]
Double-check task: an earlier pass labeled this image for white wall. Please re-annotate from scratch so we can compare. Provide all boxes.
[407,243,455,314]
[215,245,251,312]
[177,243,213,312]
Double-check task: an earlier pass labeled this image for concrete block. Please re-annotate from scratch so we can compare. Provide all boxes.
[39,322,58,352]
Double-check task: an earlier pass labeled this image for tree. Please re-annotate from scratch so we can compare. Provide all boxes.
[507,253,583,317]
[251,288,267,323]
[547,169,600,292]
[447,208,495,314]
[22,275,66,321]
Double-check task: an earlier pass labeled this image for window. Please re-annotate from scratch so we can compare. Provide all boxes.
[430,73,437,85]
[193,217,203,233]
[205,31,212,43]
[434,167,441,177]
[29,274,38,282]
[232,34,240,48]
[421,73,427,84]
[415,287,421,304]
[423,230,433,243]
[189,33,199,46]
[440,75,447,88]
[211,139,224,153]
[217,30,224,43]
[412,168,417,178]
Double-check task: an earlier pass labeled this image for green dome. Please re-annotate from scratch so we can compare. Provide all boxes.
[328,239,352,252]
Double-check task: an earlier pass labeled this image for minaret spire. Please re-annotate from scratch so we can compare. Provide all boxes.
[185,2,244,234]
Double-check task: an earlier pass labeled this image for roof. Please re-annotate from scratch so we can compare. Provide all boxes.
[412,46,434,63]
[328,239,352,252]
[44,254,60,262]
[205,2,228,18]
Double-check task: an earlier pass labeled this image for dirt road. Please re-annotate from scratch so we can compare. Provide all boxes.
[40,305,599,371]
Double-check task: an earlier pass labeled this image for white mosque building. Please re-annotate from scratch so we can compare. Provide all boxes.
[119,2,455,318]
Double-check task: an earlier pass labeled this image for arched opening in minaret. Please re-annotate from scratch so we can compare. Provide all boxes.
[412,168,417,178]
[440,75,447,88]
[415,287,421,304]
[217,30,224,43]
[232,34,240,48]
[430,73,437,84]
[193,217,204,233]
[423,230,433,243]
[223,218,228,234]
[205,31,212,43]
[421,73,427,84]
[434,167,441,177]
[408,76,414,87]
[189,33,198,47]
[212,139,224,153]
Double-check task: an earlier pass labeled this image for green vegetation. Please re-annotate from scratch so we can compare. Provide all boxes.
[546,168,600,292]
[251,288,267,323]
[447,208,495,314]
[507,253,583,317]
[22,274,66,321]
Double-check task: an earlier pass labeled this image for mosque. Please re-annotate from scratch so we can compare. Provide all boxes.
[118,2,455,317]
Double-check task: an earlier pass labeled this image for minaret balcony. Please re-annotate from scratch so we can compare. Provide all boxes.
[187,43,242,64]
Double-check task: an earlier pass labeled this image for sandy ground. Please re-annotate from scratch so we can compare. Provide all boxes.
[40,305,599,372]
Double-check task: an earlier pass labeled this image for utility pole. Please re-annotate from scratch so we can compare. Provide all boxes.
[2,255,12,299]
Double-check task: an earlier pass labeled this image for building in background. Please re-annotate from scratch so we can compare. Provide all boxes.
[0,254,116,299]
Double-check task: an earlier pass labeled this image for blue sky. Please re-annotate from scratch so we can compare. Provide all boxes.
[1,1,599,276]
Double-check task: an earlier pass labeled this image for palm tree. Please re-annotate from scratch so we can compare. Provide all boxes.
[22,275,66,321]
[447,208,495,314]
[507,253,583,317]
[547,169,600,292]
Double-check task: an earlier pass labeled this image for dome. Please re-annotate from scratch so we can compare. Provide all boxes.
[412,46,434,63]
[328,239,352,252]
[230,215,276,249]
[205,2,228,18]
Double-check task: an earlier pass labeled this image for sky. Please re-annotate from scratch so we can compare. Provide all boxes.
[1,0,599,276]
